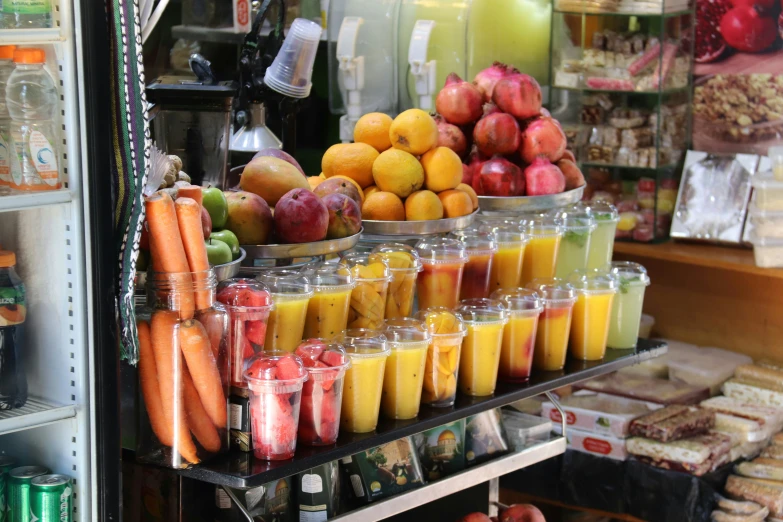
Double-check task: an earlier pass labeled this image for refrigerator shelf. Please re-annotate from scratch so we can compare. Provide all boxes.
[0,398,77,436]
[0,189,72,213]
[176,338,667,488]
[0,27,63,44]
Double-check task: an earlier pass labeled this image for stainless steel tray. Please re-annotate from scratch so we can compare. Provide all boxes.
[361,210,478,237]
[478,185,585,213]
[135,247,247,288]
[241,230,362,260]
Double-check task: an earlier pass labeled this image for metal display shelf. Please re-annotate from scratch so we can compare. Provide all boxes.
[0,189,72,213]
[0,27,63,43]
[178,339,666,488]
[0,398,77,436]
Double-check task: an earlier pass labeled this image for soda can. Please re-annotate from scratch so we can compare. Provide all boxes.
[0,457,17,522]
[30,475,72,522]
[7,466,48,522]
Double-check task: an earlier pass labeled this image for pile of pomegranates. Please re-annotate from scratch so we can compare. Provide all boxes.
[695,0,780,63]
[433,64,585,198]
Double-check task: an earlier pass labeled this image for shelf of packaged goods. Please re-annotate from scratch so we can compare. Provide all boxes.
[0,398,77,436]
[553,8,692,17]
[579,162,679,172]
[329,436,566,522]
[176,339,666,488]
[551,84,690,96]
[0,189,72,213]
[0,27,63,43]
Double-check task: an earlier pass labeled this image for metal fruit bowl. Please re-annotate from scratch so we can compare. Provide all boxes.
[135,248,247,288]
[241,230,362,260]
[361,210,478,237]
[477,185,586,214]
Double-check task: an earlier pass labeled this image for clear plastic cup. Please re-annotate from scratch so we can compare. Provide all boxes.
[372,243,422,319]
[603,262,650,349]
[264,18,323,98]
[257,271,313,353]
[577,202,619,270]
[549,207,596,279]
[521,216,562,286]
[415,307,467,407]
[770,145,783,181]
[449,230,498,299]
[339,334,390,433]
[340,253,392,330]
[216,278,274,388]
[455,298,508,396]
[567,270,617,361]
[487,224,529,291]
[301,263,355,339]
[294,341,351,446]
[526,278,576,371]
[380,318,432,419]
[415,237,468,310]
[490,288,543,382]
[244,351,308,460]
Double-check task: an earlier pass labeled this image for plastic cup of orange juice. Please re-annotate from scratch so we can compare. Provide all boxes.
[567,269,617,361]
[301,263,355,340]
[338,332,390,433]
[372,243,422,319]
[476,219,529,292]
[526,278,576,372]
[455,298,508,396]
[490,287,543,382]
[380,318,432,420]
[520,216,563,286]
[415,307,467,407]
[340,253,392,331]
[415,237,468,311]
[257,271,313,353]
[448,229,498,300]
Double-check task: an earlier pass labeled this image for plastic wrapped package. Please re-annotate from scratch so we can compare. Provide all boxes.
[629,405,715,442]
[758,359,783,372]
[751,172,783,211]
[733,365,783,392]
[667,348,752,396]
[723,379,783,407]
[341,437,425,504]
[762,445,783,460]
[729,440,767,462]
[626,432,733,476]
[618,357,669,379]
[502,410,551,450]
[542,392,657,438]
[700,396,783,442]
[578,373,710,405]
[711,506,769,522]
[724,475,783,516]
[736,462,783,481]
[555,425,628,461]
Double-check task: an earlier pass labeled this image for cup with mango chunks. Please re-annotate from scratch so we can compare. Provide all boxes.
[372,243,422,319]
[340,253,392,330]
[415,308,467,407]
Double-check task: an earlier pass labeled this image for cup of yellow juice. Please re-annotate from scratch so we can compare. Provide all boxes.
[448,229,497,300]
[526,278,576,371]
[380,318,432,419]
[567,270,617,361]
[476,219,529,292]
[521,216,562,286]
[491,288,543,382]
[339,333,390,433]
[257,271,313,352]
[372,243,422,319]
[415,237,468,310]
[302,263,355,339]
[340,253,392,330]
[456,298,508,396]
[415,307,467,407]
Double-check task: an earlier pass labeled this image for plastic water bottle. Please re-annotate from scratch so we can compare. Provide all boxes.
[0,45,15,196]
[2,0,52,29]
[6,47,60,192]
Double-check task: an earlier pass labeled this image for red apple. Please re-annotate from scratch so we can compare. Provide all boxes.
[499,504,546,522]
[201,206,212,240]
[321,193,362,239]
[457,514,493,522]
[274,188,329,243]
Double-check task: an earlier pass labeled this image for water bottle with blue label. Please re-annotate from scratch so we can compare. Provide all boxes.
[6,47,60,192]
[0,45,15,196]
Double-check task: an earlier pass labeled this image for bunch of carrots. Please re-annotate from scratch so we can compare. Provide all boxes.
[138,189,227,466]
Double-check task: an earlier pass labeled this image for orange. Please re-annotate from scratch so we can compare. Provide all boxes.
[405,190,444,221]
[364,185,380,198]
[328,143,379,188]
[372,148,424,198]
[456,183,479,210]
[363,191,405,221]
[354,112,393,152]
[420,147,462,193]
[389,109,438,155]
[438,189,473,218]
[308,176,324,190]
[330,175,365,204]
[322,143,348,178]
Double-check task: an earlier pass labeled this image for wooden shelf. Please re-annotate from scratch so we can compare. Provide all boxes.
[614,241,783,280]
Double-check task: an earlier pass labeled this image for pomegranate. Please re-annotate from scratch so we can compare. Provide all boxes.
[457,514,493,522]
[435,115,468,157]
[731,0,776,12]
[473,62,517,102]
[519,117,567,164]
[464,145,483,186]
[473,156,521,197]
[473,105,521,157]
[492,73,542,121]
[720,5,777,52]
[436,73,484,125]
[557,159,586,190]
[525,157,565,196]
[695,0,731,62]
[561,149,576,162]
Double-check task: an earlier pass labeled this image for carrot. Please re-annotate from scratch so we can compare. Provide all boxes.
[177,186,203,208]
[145,192,195,320]
[183,365,222,453]
[137,321,173,446]
[175,197,211,311]
[179,318,227,428]
[150,310,200,465]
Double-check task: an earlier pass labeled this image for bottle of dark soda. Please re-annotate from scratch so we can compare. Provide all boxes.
[0,250,27,409]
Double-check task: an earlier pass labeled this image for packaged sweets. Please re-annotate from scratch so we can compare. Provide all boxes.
[465,409,509,466]
[415,420,466,480]
[341,437,424,503]
[628,405,715,442]
[296,461,341,521]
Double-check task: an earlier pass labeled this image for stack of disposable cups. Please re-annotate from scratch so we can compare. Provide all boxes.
[264,18,322,98]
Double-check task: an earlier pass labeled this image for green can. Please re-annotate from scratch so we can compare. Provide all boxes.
[0,456,17,522]
[30,475,72,522]
[7,466,48,522]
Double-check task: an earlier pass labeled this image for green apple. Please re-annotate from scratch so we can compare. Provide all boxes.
[202,187,228,229]
[210,229,241,260]
[205,238,233,266]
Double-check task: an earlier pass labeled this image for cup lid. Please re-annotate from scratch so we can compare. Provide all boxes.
[244,351,308,385]
[448,229,498,254]
[602,261,650,287]
[490,288,543,313]
[382,318,432,348]
[216,277,273,309]
[576,200,619,222]
[339,252,392,281]
[567,269,618,293]
[301,262,355,289]
[257,270,312,295]
[0,250,16,268]
[0,46,16,60]
[371,243,422,271]
[414,307,467,336]
[455,298,507,323]
[335,329,390,358]
[547,205,597,231]
[14,48,45,64]
[295,340,351,371]
[525,277,576,302]
[415,237,468,264]
[474,218,528,243]
[524,216,563,238]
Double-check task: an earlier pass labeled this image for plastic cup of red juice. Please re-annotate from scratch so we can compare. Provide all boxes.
[244,351,308,460]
